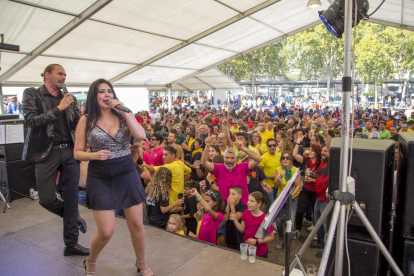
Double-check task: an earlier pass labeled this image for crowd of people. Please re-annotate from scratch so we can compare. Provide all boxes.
[132,94,413,259]
[22,64,413,275]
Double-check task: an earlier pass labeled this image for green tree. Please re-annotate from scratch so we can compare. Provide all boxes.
[355,24,395,106]
[219,41,289,96]
[378,25,414,98]
[291,24,344,99]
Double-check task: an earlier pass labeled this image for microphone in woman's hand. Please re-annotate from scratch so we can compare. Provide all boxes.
[108,99,132,113]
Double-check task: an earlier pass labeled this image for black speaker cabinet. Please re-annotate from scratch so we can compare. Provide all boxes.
[403,239,414,276]
[329,138,395,242]
[395,133,414,240]
[325,237,387,276]
[0,143,36,201]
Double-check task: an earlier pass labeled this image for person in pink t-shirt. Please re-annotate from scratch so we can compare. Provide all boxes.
[188,189,225,244]
[230,192,274,258]
[201,137,262,205]
[150,133,164,166]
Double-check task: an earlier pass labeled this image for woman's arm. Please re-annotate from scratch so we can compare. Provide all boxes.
[110,99,145,140]
[291,174,301,196]
[139,167,151,181]
[160,198,184,214]
[190,189,219,220]
[230,214,245,233]
[293,137,304,164]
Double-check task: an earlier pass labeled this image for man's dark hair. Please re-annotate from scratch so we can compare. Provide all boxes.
[292,129,304,137]
[169,130,177,139]
[130,145,139,156]
[267,138,277,146]
[164,145,177,155]
[184,181,198,189]
[151,133,164,144]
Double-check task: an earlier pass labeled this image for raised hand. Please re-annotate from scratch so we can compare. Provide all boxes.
[234,140,244,150]
[190,188,200,197]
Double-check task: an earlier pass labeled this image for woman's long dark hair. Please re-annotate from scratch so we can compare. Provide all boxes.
[84,79,124,134]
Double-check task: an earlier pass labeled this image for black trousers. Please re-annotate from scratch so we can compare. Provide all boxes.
[35,147,80,247]
[295,187,317,231]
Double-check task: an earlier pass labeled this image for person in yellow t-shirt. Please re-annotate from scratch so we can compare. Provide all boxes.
[274,150,301,249]
[232,132,259,163]
[256,121,275,145]
[154,146,191,206]
[259,138,281,213]
[253,132,268,155]
[231,118,239,133]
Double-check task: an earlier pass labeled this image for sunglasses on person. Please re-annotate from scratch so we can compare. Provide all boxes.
[281,156,291,160]
[217,136,224,140]
[401,126,407,128]
[205,190,217,200]
[268,144,277,148]
[151,138,158,141]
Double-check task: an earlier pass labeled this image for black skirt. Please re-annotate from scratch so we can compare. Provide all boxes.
[86,155,146,210]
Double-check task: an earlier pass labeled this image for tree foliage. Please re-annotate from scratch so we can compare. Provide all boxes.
[218,22,414,90]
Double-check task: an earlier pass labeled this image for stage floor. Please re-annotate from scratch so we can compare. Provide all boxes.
[0,198,285,276]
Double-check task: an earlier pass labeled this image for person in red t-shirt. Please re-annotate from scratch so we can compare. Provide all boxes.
[292,137,321,239]
[312,144,330,255]
[230,191,274,258]
[245,115,255,129]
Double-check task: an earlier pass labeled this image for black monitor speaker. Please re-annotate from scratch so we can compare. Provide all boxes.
[329,138,395,242]
[325,237,387,276]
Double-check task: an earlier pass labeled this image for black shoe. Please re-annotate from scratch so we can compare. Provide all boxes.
[78,215,87,234]
[64,244,90,256]
[311,243,324,249]
[316,250,323,258]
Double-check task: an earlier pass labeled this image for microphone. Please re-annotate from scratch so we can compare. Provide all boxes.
[61,83,69,95]
[61,83,73,105]
[108,99,132,113]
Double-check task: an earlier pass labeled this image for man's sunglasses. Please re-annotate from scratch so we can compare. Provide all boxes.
[151,138,158,141]
[281,156,291,160]
[217,136,224,140]
[268,144,277,148]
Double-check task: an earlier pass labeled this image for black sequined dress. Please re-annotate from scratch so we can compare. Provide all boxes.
[86,117,146,210]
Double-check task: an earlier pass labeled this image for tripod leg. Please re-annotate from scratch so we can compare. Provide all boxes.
[319,200,341,276]
[289,200,335,272]
[0,190,10,209]
[352,203,403,276]
[334,204,347,275]
[2,191,10,213]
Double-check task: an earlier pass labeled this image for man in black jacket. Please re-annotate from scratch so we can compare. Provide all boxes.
[22,64,89,256]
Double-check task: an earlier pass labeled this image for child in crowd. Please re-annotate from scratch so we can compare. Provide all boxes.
[224,186,247,251]
[188,189,225,244]
[166,214,185,235]
[182,181,198,236]
[189,202,205,238]
[230,191,274,258]
[146,167,185,229]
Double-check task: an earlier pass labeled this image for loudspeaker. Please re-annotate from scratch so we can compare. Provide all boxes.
[403,240,414,276]
[0,143,36,201]
[0,159,36,201]
[395,133,414,240]
[325,237,387,276]
[329,138,395,242]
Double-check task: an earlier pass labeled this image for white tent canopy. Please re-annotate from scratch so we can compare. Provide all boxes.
[1,0,413,90]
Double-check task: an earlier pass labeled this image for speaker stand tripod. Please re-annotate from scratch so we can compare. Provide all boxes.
[1,188,34,213]
[289,190,403,275]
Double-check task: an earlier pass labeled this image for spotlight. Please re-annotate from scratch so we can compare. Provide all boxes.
[307,0,322,8]
[318,0,369,38]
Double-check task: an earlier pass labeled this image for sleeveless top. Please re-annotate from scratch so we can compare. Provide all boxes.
[87,116,131,160]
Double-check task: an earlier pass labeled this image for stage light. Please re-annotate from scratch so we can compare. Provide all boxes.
[318,0,369,38]
[307,0,322,8]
